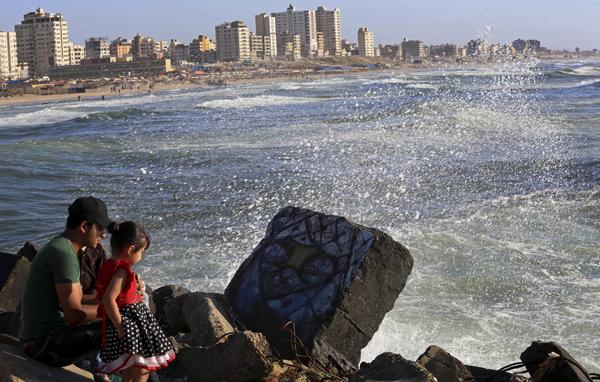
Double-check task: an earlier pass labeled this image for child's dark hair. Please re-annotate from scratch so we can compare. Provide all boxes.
[107,221,150,254]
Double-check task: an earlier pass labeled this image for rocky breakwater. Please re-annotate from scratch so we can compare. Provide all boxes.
[1,206,598,382]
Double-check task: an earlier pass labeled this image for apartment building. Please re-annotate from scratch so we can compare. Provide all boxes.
[272,5,317,57]
[316,6,342,56]
[15,8,72,77]
[85,37,110,59]
[255,14,278,58]
[357,27,374,57]
[402,39,426,60]
[215,21,251,62]
[0,31,19,79]
[110,37,132,59]
[190,35,216,63]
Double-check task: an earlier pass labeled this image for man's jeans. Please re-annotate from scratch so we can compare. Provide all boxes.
[23,320,102,367]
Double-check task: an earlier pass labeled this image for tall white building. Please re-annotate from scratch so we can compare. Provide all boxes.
[271,4,317,57]
[15,8,72,77]
[255,13,278,58]
[215,21,251,62]
[316,7,342,56]
[85,37,110,59]
[68,43,85,65]
[358,27,375,57]
[0,31,19,80]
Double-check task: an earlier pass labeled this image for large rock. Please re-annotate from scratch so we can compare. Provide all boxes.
[164,292,244,346]
[161,331,273,382]
[466,365,529,382]
[0,344,93,382]
[151,284,191,336]
[349,352,437,382]
[0,251,30,312]
[225,206,413,372]
[417,345,473,382]
[520,341,591,382]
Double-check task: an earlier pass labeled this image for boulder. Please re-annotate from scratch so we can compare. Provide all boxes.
[466,365,529,382]
[0,251,30,312]
[164,292,244,346]
[161,331,273,382]
[520,341,591,382]
[0,343,93,382]
[416,345,473,382]
[225,206,413,373]
[349,352,437,382]
[151,285,191,336]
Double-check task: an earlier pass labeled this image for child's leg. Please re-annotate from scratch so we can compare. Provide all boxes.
[121,367,133,382]
[132,367,149,382]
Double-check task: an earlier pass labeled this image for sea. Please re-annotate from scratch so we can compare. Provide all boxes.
[0,59,598,371]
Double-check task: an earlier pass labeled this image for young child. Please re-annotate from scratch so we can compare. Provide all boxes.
[96,221,175,382]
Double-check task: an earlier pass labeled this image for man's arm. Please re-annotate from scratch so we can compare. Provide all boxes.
[55,282,99,326]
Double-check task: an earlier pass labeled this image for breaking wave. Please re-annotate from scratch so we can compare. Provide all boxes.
[195,94,327,109]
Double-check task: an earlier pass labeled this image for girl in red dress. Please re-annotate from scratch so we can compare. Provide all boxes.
[96,221,175,382]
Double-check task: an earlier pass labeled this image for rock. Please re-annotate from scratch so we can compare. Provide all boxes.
[161,331,273,382]
[0,251,30,312]
[225,206,413,373]
[349,352,436,382]
[417,345,473,382]
[0,310,14,334]
[466,365,529,382]
[151,285,191,336]
[16,241,38,262]
[0,343,93,381]
[164,292,244,346]
[520,341,590,382]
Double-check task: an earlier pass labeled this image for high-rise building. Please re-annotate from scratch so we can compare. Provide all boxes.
[0,31,19,79]
[402,39,425,60]
[255,14,277,58]
[316,6,342,56]
[215,21,251,62]
[15,8,72,77]
[357,27,374,57]
[67,43,85,65]
[85,37,110,60]
[272,4,317,57]
[168,40,190,65]
[132,34,158,59]
[110,37,132,59]
[250,33,273,60]
[429,44,458,58]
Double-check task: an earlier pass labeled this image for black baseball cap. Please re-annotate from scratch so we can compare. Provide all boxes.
[68,196,112,228]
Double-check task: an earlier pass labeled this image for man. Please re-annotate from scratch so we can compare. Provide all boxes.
[19,196,110,367]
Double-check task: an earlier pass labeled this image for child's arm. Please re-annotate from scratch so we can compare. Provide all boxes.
[103,268,128,338]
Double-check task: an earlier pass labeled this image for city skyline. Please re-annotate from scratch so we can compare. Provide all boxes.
[1,1,599,50]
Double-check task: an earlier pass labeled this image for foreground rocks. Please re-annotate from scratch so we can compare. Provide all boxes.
[1,207,597,382]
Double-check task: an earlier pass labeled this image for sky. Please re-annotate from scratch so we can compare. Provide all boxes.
[1,0,599,50]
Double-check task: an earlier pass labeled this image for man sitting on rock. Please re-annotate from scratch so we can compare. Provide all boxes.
[19,196,111,367]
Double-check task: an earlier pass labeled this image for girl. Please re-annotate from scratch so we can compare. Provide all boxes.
[96,221,175,382]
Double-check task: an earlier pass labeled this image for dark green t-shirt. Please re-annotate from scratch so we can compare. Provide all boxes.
[19,235,81,341]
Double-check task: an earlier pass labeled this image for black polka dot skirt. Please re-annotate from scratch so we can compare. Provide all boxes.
[97,301,176,374]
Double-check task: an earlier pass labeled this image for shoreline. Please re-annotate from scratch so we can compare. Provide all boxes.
[0,56,594,108]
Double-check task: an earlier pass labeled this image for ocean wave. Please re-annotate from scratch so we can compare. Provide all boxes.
[559,66,600,76]
[74,107,165,122]
[406,83,439,90]
[0,107,88,127]
[195,95,326,109]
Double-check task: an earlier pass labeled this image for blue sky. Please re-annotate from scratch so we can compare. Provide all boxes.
[1,0,598,50]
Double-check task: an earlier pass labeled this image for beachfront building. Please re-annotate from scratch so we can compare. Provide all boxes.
[85,37,110,59]
[429,44,458,58]
[215,21,251,62]
[379,44,402,59]
[512,39,541,53]
[316,6,342,56]
[272,5,317,58]
[316,32,325,57]
[0,31,19,80]
[255,14,278,58]
[402,39,426,60]
[168,40,190,65]
[48,57,173,80]
[357,27,375,57]
[110,38,132,59]
[467,39,489,57]
[250,33,273,61]
[132,34,160,59]
[190,35,216,63]
[68,43,85,65]
[15,8,72,78]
